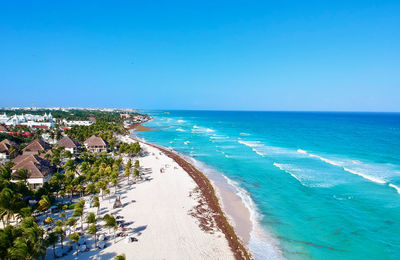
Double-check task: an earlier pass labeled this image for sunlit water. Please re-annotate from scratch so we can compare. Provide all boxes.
[135,111,400,260]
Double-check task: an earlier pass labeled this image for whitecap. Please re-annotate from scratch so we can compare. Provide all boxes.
[343,167,386,184]
[176,128,185,132]
[389,183,400,194]
[238,140,263,148]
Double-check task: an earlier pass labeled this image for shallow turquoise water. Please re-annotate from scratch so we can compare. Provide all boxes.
[136,111,400,260]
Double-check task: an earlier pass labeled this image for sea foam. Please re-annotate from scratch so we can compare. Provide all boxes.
[343,168,386,184]
[389,183,400,194]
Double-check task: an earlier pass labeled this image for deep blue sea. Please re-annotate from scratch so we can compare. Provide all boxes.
[134,111,400,260]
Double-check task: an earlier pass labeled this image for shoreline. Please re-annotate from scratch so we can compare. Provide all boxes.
[128,134,253,260]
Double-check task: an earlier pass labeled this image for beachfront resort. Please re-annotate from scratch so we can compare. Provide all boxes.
[0,108,250,260]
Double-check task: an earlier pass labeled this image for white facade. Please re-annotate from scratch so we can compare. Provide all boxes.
[0,113,54,127]
[62,119,93,126]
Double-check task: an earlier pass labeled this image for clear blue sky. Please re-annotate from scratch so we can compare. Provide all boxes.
[1,1,399,111]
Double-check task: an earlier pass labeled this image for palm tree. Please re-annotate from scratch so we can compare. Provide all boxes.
[47,231,59,259]
[76,185,84,197]
[38,195,51,217]
[111,177,118,194]
[0,188,25,225]
[124,166,131,184]
[54,226,65,251]
[134,168,140,183]
[88,224,98,248]
[8,217,47,260]
[103,214,117,242]
[113,254,126,260]
[14,168,29,186]
[73,207,84,231]
[68,232,80,257]
[86,212,96,230]
[65,185,74,200]
[66,217,77,235]
[96,181,106,200]
[134,160,139,169]
[93,196,100,215]
[58,190,65,202]
[85,183,96,195]
[124,159,132,180]
[16,207,32,222]
[9,145,18,158]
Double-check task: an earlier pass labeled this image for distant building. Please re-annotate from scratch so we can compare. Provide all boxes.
[120,113,131,119]
[62,119,93,126]
[84,135,108,153]
[0,113,54,128]
[57,136,80,154]
[0,139,17,161]
[23,139,51,154]
[11,154,54,189]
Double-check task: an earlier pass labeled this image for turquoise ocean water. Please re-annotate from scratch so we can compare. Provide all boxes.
[134,111,400,260]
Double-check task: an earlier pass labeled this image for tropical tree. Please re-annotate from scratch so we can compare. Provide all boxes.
[86,212,96,229]
[16,207,31,222]
[8,217,47,260]
[134,168,140,183]
[111,177,118,194]
[95,181,104,200]
[0,188,25,225]
[85,183,96,195]
[124,159,131,184]
[14,168,29,185]
[66,217,77,235]
[93,196,100,215]
[76,185,84,197]
[73,207,84,231]
[54,226,66,251]
[68,232,80,257]
[38,195,51,216]
[58,190,65,202]
[103,214,117,242]
[88,224,98,248]
[47,231,59,259]
[134,160,139,169]
[113,254,126,260]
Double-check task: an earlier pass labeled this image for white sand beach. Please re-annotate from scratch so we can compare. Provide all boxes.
[54,136,237,259]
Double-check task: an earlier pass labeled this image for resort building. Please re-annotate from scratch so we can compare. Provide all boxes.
[84,135,108,153]
[11,154,54,189]
[23,138,51,154]
[0,139,17,162]
[57,136,80,154]
[62,119,93,126]
[0,113,54,128]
